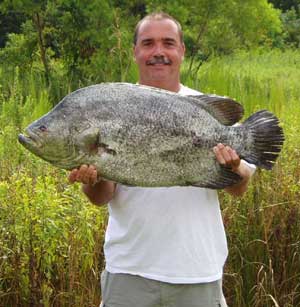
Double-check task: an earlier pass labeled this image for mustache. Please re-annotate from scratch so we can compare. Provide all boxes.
[146,56,172,65]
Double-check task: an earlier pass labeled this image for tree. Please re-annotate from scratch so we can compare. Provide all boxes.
[268,0,300,12]
[0,0,51,83]
[0,0,285,82]
[0,0,136,84]
[147,0,282,73]
[0,11,26,48]
[281,7,300,47]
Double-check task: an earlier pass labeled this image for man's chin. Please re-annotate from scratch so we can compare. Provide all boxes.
[139,66,176,83]
[149,73,170,81]
[148,66,171,77]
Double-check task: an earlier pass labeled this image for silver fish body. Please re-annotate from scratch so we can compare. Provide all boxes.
[18,83,284,189]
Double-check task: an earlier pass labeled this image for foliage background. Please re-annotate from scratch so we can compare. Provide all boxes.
[0,0,300,306]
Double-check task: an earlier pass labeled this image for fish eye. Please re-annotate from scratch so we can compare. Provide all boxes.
[39,125,47,132]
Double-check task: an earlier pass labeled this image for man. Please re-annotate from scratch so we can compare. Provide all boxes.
[69,12,255,307]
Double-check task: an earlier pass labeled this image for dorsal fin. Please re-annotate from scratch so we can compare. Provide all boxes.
[187,94,244,125]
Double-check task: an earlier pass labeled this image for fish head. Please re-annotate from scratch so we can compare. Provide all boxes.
[18,116,73,167]
[19,109,98,169]
[18,85,118,170]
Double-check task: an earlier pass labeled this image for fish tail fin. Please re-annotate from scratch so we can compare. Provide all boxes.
[242,110,284,169]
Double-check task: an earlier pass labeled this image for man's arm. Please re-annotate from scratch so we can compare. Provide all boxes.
[69,164,116,206]
[213,143,254,197]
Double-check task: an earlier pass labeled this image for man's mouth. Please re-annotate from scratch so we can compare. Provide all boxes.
[146,57,171,66]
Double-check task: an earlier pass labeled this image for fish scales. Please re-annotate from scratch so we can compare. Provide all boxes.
[90,85,225,186]
[18,83,284,189]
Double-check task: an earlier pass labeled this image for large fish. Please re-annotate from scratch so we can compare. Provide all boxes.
[18,83,284,189]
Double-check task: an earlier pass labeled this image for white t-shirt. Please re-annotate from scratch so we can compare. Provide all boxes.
[103,85,242,284]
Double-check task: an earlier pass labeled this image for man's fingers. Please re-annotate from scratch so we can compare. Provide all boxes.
[213,146,225,165]
[214,144,241,170]
[69,165,99,185]
[76,164,88,182]
[227,147,240,169]
[214,143,229,165]
[69,169,78,183]
[81,165,97,184]
[219,144,232,163]
[88,169,98,185]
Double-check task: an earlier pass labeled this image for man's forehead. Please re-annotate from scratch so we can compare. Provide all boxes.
[137,19,181,41]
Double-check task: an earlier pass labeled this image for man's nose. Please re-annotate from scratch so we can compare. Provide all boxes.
[152,43,165,55]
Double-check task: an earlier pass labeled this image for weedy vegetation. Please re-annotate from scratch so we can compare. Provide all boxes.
[190,49,300,307]
[0,49,299,306]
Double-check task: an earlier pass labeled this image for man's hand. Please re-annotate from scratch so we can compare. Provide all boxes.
[213,143,253,197]
[69,164,98,185]
[213,143,240,172]
[69,165,116,206]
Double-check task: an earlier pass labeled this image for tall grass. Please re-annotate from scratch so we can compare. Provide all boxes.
[185,49,300,307]
[0,167,107,306]
[0,66,107,306]
[0,49,299,306]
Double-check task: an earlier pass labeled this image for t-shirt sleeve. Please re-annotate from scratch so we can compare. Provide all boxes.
[241,159,256,176]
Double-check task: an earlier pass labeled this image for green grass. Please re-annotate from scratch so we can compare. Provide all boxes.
[0,49,300,306]
[0,164,107,306]
[186,49,300,307]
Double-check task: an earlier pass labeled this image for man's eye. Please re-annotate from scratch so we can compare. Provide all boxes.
[165,41,176,47]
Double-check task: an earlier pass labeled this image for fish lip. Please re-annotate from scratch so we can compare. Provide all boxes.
[18,129,42,148]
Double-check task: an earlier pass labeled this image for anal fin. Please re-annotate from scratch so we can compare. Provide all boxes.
[192,165,242,189]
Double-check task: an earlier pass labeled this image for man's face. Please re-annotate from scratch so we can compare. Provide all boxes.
[133,19,185,87]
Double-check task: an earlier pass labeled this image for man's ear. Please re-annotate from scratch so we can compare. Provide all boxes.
[133,44,137,61]
[181,43,186,61]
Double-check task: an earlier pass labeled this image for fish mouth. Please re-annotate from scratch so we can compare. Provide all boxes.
[18,129,42,150]
[18,129,80,168]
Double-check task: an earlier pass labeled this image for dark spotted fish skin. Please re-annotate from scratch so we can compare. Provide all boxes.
[18,83,284,189]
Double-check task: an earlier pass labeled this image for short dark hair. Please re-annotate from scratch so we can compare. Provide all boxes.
[133,12,183,45]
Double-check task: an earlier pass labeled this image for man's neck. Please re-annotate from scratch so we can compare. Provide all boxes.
[138,79,181,93]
